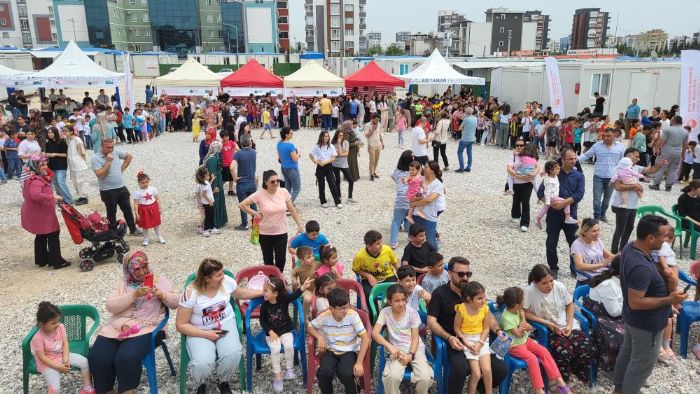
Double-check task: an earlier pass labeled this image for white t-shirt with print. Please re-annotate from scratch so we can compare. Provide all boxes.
[375,306,424,353]
[422,179,446,222]
[179,275,238,330]
[194,182,214,205]
[524,280,580,330]
[132,186,158,206]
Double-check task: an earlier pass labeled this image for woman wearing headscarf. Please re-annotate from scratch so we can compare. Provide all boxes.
[198,128,216,165]
[88,251,178,394]
[289,97,299,131]
[21,156,71,269]
[204,140,228,229]
[91,112,117,153]
[341,120,361,182]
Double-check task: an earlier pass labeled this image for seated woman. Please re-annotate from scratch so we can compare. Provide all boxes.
[677,180,700,238]
[88,251,179,394]
[582,256,625,371]
[570,218,616,286]
[176,258,263,394]
[523,264,596,384]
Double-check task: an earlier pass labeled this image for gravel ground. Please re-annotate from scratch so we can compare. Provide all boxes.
[1,126,699,393]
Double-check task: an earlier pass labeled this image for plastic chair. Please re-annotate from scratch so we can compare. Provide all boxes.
[571,266,592,288]
[679,300,700,358]
[142,308,177,394]
[672,204,700,259]
[376,310,436,394]
[336,279,369,312]
[638,205,685,257]
[245,296,307,392]
[528,310,597,385]
[179,270,246,394]
[21,304,100,394]
[306,308,371,394]
[236,265,285,319]
[488,301,549,394]
[572,285,598,333]
[417,272,426,285]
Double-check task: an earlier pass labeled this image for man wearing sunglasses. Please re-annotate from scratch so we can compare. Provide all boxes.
[427,257,507,394]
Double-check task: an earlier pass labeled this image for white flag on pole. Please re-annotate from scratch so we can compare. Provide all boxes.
[544,57,565,117]
[123,53,134,110]
[680,50,700,143]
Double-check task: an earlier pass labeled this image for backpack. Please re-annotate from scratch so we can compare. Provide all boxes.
[350,100,358,115]
[247,271,268,291]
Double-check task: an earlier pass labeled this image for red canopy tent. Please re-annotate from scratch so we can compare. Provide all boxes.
[344,61,405,94]
[220,59,284,96]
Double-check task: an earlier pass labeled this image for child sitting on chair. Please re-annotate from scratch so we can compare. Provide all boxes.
[371,284,434,394]
[308,288,370,394]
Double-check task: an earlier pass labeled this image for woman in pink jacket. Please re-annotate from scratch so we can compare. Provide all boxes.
[87,251,179,394]
[21,156,71,269]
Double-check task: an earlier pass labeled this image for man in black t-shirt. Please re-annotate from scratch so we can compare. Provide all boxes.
[427,256,506,394]
[593,92,605,116]
[400,223,435,274]
[613,216,687,393]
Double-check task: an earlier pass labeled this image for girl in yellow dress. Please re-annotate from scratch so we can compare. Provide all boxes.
[191,109,202,142]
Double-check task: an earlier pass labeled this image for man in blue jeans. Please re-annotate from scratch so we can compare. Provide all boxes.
[539,147,585,279]
[232,134,257,230]
[456,108,476,172]
[577,128,624,222]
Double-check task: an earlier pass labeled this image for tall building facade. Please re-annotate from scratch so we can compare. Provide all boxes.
[367,31,381,49]
[485,8,539,55]
[570,8,610,49]
[523,10,550,52]
[437,10,464,33]
[633,29,668,53]
[305,0,367,57]
[0,0,58,48]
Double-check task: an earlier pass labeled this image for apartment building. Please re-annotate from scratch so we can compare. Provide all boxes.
[570,8,610,50]
[305,0,367,57]
[0,0,58,48]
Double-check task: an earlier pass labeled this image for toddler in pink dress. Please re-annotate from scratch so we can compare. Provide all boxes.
[611,157,644,208]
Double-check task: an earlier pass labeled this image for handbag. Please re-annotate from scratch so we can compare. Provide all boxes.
[431,140,441,148]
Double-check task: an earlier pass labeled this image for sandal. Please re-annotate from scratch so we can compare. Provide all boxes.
[53,260,72,270]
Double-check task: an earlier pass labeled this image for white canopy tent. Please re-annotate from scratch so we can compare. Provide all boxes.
[0,63,36,87]
[397,49,486,85]
[154,58,222,96]
[283,60,345,97]
[20,41,123,88]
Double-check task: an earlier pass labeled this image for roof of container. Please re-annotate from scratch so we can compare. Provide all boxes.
[300,52,325,59]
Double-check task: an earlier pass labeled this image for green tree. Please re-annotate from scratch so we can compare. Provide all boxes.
[384,44,404,56]
[368,45,383,56]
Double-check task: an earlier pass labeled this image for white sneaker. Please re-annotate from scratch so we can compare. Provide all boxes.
[203,230,211,237]
[158,237,166,244]
[211,228,221,234]
[564,217,578,225]
[321,203,330,208]
[284,369,296,380]
[336,203,343,209]
[520,226,528,232]
[511,218,520,223]
[142,239,149,246]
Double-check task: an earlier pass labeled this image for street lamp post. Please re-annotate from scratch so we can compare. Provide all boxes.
[64,18,77,42]
[222,23,240,67]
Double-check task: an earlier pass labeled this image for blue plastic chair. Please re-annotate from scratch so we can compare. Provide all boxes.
[572,285,598,333]
[679,301,700,358]
[244,296,307,392]
[488,302,550,394]
[528,310,597,385]
[570,266,593,288]
[376,310,436,394]
[433,335,449,394]
[142,308,177,394]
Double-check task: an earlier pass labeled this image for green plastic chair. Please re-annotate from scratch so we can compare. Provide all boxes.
[636,205,684,258]
[179,270,246,394]
[672,204,700,259]
[367,282,427,371]
[21,304,100,394]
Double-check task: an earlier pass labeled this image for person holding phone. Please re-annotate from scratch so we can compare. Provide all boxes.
[176,258,263,394]
[88,251,179,394]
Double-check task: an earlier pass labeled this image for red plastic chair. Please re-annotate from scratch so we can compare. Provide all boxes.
[335,279,368,312]
[236,265,285,319]
[306,308,372,394]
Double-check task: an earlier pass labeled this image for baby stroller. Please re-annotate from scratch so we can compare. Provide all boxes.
[59,202,130,272]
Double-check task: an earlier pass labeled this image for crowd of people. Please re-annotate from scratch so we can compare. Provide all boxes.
[5,84,700,394]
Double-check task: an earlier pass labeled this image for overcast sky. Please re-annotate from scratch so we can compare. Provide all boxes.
[288,0,700,47]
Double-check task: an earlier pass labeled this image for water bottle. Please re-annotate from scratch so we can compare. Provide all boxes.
[490,332,512,359]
